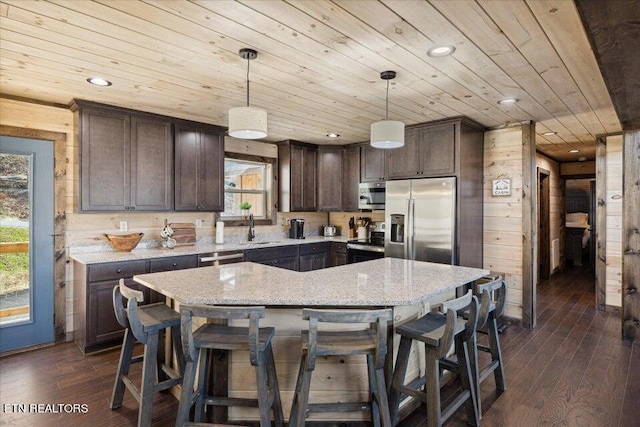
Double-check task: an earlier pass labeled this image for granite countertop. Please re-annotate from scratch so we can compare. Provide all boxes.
[69,235,351,265]
[133,258,489,307]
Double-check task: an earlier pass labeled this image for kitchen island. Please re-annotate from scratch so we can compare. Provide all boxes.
[133,258,488,423]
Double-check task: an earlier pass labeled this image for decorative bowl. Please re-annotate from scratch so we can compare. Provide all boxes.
[105,232,144,252]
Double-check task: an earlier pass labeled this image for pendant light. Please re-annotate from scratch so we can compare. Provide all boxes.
[370,70,404,149]
[228,48,267,139]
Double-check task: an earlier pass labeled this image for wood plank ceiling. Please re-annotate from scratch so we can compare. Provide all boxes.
[0,0,622,162]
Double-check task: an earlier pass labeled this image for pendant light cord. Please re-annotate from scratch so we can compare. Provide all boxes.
[246,56,250,107]
[385,78,390,120]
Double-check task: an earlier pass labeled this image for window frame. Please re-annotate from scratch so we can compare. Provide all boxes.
[220,152,277,226]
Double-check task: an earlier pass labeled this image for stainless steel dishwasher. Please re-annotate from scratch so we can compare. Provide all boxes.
[198,251,244,266]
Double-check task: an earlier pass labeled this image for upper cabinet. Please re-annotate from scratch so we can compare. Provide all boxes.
[278,140,317,212]
[73,100,173,211]
[315,145,360,212]
[174,123,225,211]
[386,121,456,179]
[317,146,343,212]
[342,145,360,211]
[360,144,386,182]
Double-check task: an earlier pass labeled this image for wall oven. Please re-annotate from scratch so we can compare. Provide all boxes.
[358,182,385,210]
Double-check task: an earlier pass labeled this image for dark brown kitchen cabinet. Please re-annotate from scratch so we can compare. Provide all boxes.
[342,145,360,211]
[73,255,199,354]
[318,146,343,212]
[244,245,299,271]
[386,121,456,179]
[278,140,317,212]
[360,144,386,182]
[299,242,330,271]
[72,100,173,211]
[74,259,149,354]
[330,242,347,266]
[174,123,225,211]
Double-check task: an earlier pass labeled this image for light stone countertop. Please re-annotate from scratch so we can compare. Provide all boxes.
[69,235,350,265]
[133,258,489,307]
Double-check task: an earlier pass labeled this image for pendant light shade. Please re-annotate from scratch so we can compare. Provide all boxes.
[228,106,267,139]
[370,120,405,149]
[228,48,267,139]
[371,70,404,149]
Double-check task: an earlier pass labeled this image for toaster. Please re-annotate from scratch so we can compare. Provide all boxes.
[323,225,337,237]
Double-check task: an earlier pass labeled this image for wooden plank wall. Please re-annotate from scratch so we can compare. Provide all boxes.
[483,127,524,320]
[622,130,640,340]
[605,135,623,308]
[595,136,607,311]
[536,154,562,274]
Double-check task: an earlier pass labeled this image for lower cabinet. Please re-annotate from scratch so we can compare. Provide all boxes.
[244,243,330,272]
[244,245,299,271]
[299,242,330,272]
[74,255,197,354]
[330,242,347,266]
[87,278,149,348]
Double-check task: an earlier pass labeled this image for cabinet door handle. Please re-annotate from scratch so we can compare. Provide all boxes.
[117,269,122,273]
[131,206,136,210]
[172,263,177,267]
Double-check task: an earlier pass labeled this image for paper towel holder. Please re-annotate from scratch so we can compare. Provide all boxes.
[215,221,225,244]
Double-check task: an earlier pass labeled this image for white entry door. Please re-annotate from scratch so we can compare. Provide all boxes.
[0,136,54,353]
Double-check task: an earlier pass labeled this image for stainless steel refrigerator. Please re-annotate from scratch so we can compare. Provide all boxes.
[384,178,456,264]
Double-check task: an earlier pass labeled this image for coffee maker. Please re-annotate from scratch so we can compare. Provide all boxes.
[289,219,305,239]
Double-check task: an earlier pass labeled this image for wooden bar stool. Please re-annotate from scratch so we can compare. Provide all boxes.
[473,277,507,415]
[175,305,284,427]
[388,290,480,427]
[110,279,185,427]
[288,308,393,427]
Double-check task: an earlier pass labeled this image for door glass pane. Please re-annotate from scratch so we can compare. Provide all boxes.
[0,153,31,325]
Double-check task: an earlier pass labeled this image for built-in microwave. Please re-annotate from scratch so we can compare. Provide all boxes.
[358,182,385,210]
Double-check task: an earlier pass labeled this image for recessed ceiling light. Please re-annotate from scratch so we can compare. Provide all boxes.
[427,46,455,57]
[568,149,580,153]
[86,77,112,86]
[497,98,518,105]
[327,133,340,138]
[543,131,557,136]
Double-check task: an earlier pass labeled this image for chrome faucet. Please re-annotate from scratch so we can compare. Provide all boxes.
[248,213,255,242]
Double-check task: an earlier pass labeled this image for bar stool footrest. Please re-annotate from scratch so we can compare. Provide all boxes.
[441,390,471,423]
[204,396,260,408]
[479,359,501,382]
[307,402,371,413]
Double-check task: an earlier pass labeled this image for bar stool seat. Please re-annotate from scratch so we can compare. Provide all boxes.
[289,308,393,427]
[176,305,284,427]
[110,279,185,427]
[389,290,480,427]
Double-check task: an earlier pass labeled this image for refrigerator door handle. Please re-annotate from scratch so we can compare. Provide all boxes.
[404,198,411,260]
[408,198,415,260]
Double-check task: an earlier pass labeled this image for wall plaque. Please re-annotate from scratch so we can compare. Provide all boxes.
[492,178,511,196]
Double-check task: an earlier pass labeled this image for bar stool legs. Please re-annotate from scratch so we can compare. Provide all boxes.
[389,291,480,427]
[176,305,283,427]
[473,277,508,416]
[110,280,184,427]
[289,308,393,427]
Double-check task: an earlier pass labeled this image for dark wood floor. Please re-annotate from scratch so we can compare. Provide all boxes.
[0,267,637,426]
